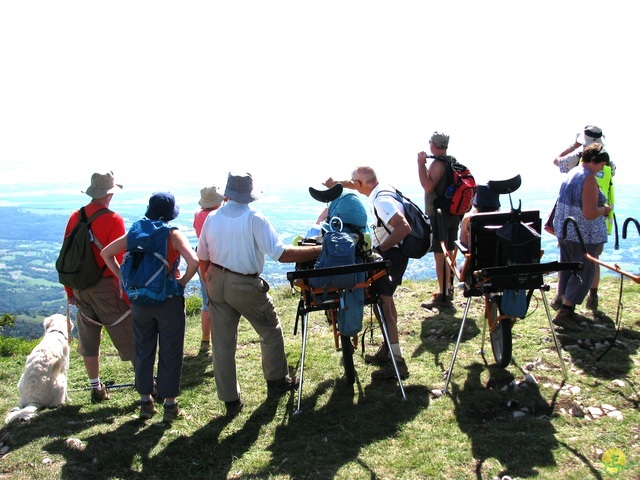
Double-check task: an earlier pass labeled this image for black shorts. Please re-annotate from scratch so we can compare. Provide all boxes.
[373,247,409,296]
[429,213,460,253]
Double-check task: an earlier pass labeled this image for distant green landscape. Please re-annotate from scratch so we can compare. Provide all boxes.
[0,206,202,339]
[0,232,68,338]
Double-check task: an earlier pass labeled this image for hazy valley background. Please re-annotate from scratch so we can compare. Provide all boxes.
[1,178,639,338]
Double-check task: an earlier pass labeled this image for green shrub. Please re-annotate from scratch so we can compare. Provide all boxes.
[185,294,203,318]
[0,336,38,357]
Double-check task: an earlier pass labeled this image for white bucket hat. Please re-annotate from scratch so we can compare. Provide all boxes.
[577,125,605,146]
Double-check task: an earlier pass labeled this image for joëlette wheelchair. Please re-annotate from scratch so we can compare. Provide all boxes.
[286,185,407,414]
[438,175,583,394]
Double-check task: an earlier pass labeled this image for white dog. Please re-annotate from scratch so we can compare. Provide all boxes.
[5,314,73,424]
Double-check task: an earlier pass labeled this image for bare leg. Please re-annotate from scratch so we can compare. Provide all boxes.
[83,356,100,380]
[379,294,399,344]
[201,309,211,342]
[592,264,600,289]
[434,251,452,295]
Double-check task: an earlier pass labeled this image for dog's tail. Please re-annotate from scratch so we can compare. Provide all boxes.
[4,404,39,425]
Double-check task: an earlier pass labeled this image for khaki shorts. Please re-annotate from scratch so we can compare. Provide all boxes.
[74,277,135,361]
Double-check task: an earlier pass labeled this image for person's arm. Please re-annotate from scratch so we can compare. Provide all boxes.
[100,234,127,279]
[459,215,471,248]
[554,141,581,163]
[171,230,200,287]
[278,245,322,263]
[323,177,357,190]
[418,155,444,193]
[199,260,210,280]
[582,175,611,220]
[377,212,411,251]
[315,206,328,224]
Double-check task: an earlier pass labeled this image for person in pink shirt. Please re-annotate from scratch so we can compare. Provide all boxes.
[193,185,225,353]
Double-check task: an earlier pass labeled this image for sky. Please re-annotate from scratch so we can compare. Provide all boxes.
[1,1,638,195]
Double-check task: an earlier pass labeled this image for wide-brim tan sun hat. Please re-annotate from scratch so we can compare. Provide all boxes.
[198,185,225,209]
[82,171,123,199]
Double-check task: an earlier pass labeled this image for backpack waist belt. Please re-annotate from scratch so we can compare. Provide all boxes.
[212,263,259,278]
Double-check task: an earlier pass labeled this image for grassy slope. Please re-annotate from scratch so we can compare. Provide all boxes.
[0,277,639,480]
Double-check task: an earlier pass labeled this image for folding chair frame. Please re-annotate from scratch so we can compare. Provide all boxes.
[440,209,582,395]
[287,260,407,415]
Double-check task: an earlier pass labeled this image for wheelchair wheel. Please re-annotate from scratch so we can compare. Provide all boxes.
[340,334,356,385]
[489,296,512,368]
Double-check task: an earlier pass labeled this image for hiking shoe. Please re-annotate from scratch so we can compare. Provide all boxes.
[364,343,389,365]
[550,296,563,311]
[421,294,453,310]
[91,383,110,404]
[586,294,599,311]
[371,357,409,380]
[225,398,244,418]
[552,309,581,332]
[199,340,211,354]
[267,376,299,398]
[139,400,158,420]
[162,403,184,423]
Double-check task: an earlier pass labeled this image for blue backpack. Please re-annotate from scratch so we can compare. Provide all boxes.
[310,231,358,289]
[310,229,365,337]
[120,219,183,306]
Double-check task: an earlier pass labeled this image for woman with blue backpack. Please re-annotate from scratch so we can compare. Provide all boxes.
[101,192,199,423]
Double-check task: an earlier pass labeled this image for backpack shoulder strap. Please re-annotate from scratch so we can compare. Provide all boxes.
[85,208,111,250]
[82,207,111,224]
[373,188,402,235]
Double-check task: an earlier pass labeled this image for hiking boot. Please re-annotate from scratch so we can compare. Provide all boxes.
[267,376,299,398]
[199,340,211,354]
[162,402,184,423]
[371,356,409,380]
[139,400,158,420]
[586,294,599,311]
[550,296,563,311]
[421,294,453,310]
[364,343,389,365]
[225,398,244,418]
[91,383,110,404]
[552,309,582,332]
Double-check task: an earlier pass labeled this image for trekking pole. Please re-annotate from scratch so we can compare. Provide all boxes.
[70,381,135,392]
[562,217,640,283]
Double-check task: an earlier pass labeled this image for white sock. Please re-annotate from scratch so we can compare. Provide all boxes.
[90,378,101,389]
[390,343,402,358]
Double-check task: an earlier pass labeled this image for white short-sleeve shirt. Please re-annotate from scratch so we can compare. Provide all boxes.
[197,201,286,275]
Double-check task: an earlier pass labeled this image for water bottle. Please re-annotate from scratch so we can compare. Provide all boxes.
[445,185,454,199]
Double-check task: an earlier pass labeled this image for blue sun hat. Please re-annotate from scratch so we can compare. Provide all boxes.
[145,192,180,221]
[472,185,500,210]
[322,192,368,233]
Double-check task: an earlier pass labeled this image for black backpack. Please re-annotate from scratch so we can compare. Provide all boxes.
[56,207,110,290]
[374,188,431,259]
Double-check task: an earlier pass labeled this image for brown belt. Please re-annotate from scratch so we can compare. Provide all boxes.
[212,263,259,278]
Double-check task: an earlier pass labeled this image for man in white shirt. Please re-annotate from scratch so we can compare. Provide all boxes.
[197,172,322,417]
[324,166,412,379]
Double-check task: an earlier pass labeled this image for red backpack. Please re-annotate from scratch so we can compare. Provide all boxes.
[435,156,477,216]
